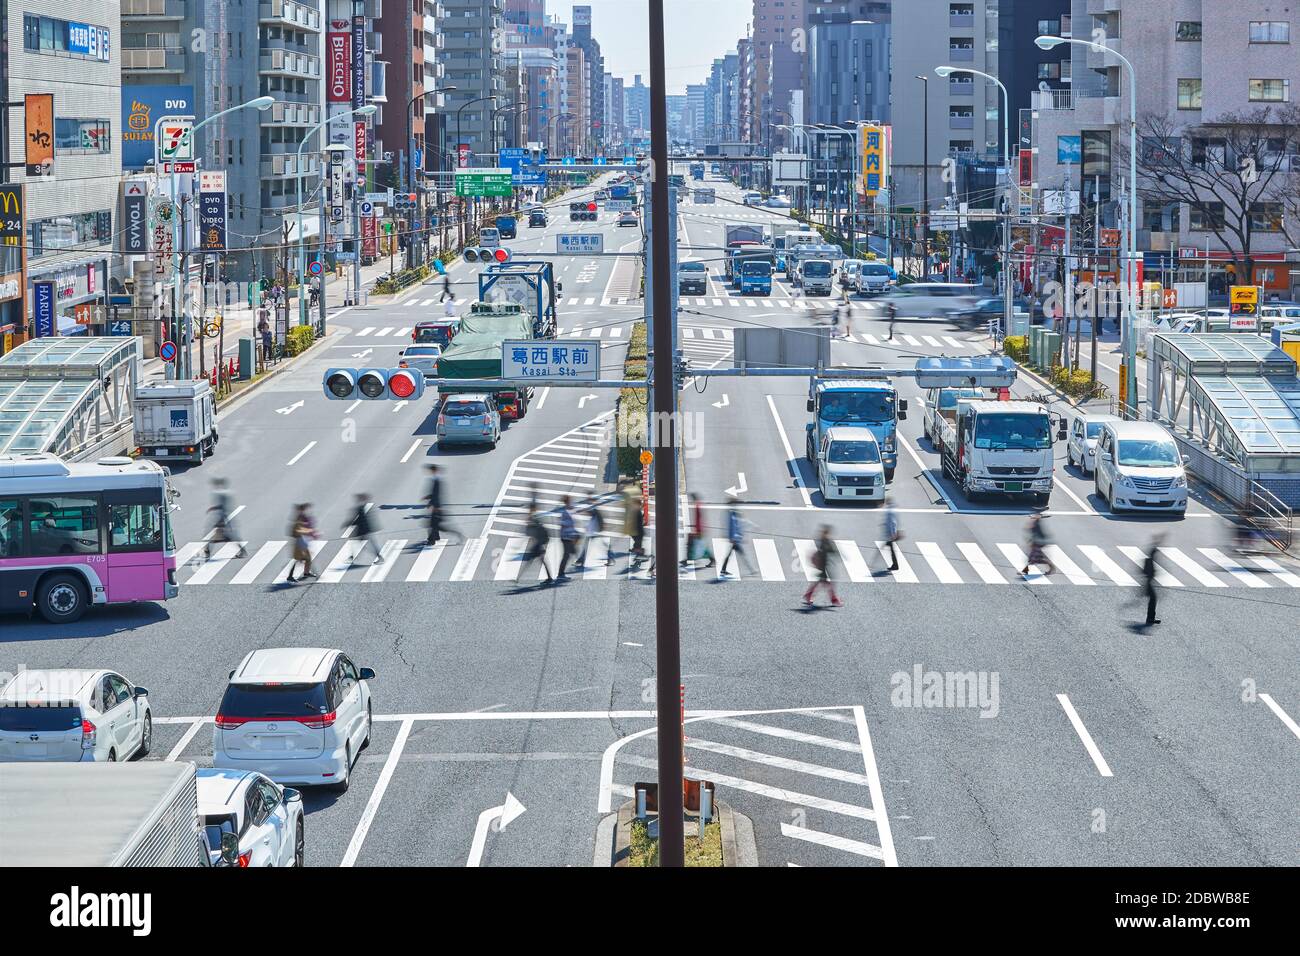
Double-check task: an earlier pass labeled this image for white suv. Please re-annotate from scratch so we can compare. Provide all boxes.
[198,768,305,867]
[1093,421,1189,515]
[213,648,375,791]
[0,669,152,763]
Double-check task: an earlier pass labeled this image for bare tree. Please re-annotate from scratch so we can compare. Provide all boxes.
[1137,105,1300,283]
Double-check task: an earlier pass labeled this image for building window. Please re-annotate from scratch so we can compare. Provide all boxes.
[1248,78,1289,102]
[1191,137,1226,168]
[1037,62,1060,80]
[1082,130,1111,179]
[54,118,111,154]
[1037,19,1058,36]
[949,140,973,153]
[1189,202,1225,231]
[1177,79,1203,110]
[1175,21,1202,41]
[1248,21,1290,43]
[1250,202,1284,232]
[19,15,110,61]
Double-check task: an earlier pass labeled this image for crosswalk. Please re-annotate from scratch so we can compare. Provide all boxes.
[172,536,1300,591]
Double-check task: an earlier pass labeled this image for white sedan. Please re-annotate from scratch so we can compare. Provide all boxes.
[765,195,793,209]
[399,344,442,379]
[199,768,305,867]
[0,669,152,763]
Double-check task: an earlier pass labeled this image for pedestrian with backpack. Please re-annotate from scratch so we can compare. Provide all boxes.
[803,525,842,607]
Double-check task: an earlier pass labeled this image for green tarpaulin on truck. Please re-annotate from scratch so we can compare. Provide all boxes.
[457,313,533,339]
[437,332,511,381]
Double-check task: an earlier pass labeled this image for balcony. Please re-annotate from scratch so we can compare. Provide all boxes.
[259,49,321,79]
[949,80,974,96]
[121,0,186,18]
[949,13,974,28]
[1032,89,1077,110]
[949,114,974,129]
[259,0,322,32]
[260,153,319,178]
[121,47,187,73]
[260,102,321,127]
[948,45,975,62]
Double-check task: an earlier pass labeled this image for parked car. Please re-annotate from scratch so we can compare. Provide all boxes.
[198,768,305,867]
[678,260,709,295]
[1067,412,1121,475]
[0,669,152,763]
[1093,420,1188,515]
[398,344,442,379]
[437,393,502,447]
[213,648,376,791]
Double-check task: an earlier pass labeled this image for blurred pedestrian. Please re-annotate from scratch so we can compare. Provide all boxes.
[622,482,646,566]
[884,298,898,341]
[1022,512,1055,576]
[346,493,383,565]
[287,503,318,582]
[443,297,457,319]
[425,464,446,545]
[804,525,842,607]
[576,495,608,568]
[520,504,554,585]
[257,310,273,365]
[556,495,579,580]
[719,499,750,577]
[204,478,247,561]
[440,273,454,302]
[881,500,901,572]
[681,493,712,569]
[1137,535,1164,627]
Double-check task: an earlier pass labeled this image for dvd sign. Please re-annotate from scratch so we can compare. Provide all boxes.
[327,23,351,104]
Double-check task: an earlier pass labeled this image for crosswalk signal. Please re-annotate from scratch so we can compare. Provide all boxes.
[322,367,425,401]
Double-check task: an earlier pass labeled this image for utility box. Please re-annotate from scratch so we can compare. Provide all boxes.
[1029,326,1043,367]
[1042,330,1062,368]
[238,338,254,380]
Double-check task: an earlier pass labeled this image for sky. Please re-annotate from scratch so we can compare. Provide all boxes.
[550,0,752,95]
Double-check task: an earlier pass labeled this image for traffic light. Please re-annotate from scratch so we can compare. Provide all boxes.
[465,247,512,264]
[323,368,425,401]
[568,202,597,222]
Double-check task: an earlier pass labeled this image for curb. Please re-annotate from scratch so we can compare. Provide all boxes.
[599,798,758,867]
[213,329,335,413]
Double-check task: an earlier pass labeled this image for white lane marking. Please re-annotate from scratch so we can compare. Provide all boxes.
[1043,545,1096,585]
[362,540,406,582]
[854,703,898,866]
[345,400,362,413]
[271,539,328,584]
[165,718,207,762]
[1053,478,1095,514]
[494,537,528,581]
[286,441,317,466]
[1250,555,1300,587]
[902,334,921,346]
[341,718,414,867]
[922,335,942,347]
[956,542,1006,584]
[754,538,785,580]
[1159,546,1225,587]
[583,537,610,580]
[535,387,550,409]
[1259,693,1300,741]
[688,737,871,785]
[1078,545,1138,586]
[374,328,392,337]
[766,394,812,507]
[356,327,374,336]
[682,327,695,339]
[917,541,963,584]
[999,543,1051,583]
[943,336,967,349]
[450,537,487,580]
[712,538,740,579]
[1198,548,1270,588]
[230,541,286,584]
[874,541,918,582]
[710,717,861,753]
[400,439,422,464]
[320,540,366,583]
[1056,693,1114,777]
[780,822,884,860]
[1118,546,1184,586]
[835,540,872,582]
[406,542,447,581]
[185,542,245,584]
[793,539,819,580]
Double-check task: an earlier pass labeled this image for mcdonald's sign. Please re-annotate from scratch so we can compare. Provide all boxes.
[0,185,24,241]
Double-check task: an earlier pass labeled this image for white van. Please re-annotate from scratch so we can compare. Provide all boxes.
[884,282,981,318]
[1093,420,1188,515]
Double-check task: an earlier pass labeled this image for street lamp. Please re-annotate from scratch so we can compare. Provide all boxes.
[455,95,499,169]
[296,103,377,329]
[936,65,1013,341]
[548,112,575,158]
[1037,33,1139,417]
[169,95,275,380]
[916,74,930,274]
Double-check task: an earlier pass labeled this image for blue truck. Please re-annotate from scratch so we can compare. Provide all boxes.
[806,377,908,482]
[737,258,773,296]
[495,215,517,239]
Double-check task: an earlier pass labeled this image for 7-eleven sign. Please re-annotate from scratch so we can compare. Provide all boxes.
[154,115,195,165]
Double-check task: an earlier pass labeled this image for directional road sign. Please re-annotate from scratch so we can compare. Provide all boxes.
[502,339,599,381]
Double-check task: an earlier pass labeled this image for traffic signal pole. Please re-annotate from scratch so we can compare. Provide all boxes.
[646,0,685,869]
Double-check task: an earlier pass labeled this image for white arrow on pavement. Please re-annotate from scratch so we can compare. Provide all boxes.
[276,400,304,416]
[352,348,373,360]
[725,472,748,496]
[578,393,598,409]
[466,792,527,867]
[712,394,730,409]
[393,401,408,412]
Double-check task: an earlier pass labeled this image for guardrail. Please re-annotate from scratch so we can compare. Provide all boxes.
[1249,482,1294,552]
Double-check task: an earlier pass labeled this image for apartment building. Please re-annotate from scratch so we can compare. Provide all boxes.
[750,0,806,148]
[376,1,446,185]
[441,0,505,166]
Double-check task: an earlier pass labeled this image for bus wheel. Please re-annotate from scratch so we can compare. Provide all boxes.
[38,574,88,624]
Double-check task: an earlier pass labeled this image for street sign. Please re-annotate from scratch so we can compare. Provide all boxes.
[308,260,324,276]
[639,450,653,465]
[154,115,194,165]
[124,179,149,254]
[360,200,374,216]
[33,282,55,337]
[1229,285,1259,316]
[455,170,513,198]
[1177,246,1200,259]
[606,199,633,212]
[772,152,809,186]
[557,234,604,255]
[159,340,178,363]
[502,339,599,382]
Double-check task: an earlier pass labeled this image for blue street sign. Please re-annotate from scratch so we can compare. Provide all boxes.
[109,320,132,336]
[623,156,636,165]
[414,147,423,169]
[33,282,55,337]
[562,157,576,165]
[308,260,324,276]
[594,156,606,165]
[159,340,178,362]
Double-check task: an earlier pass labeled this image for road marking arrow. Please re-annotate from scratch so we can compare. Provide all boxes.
[276,400,304,415]
[578,393,597,409]
[393,401,408,412]
[712,393,730,409]
[725,472,748,496]
[467,792,527,867]
[352,348,373,360]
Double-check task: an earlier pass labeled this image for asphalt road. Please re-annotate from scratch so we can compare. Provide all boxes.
[2,171,1296,868]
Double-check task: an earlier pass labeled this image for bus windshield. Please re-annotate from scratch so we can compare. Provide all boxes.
[973,413,1051,450]
[820,391,895,424]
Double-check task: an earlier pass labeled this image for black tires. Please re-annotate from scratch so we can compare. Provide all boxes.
[37,573,88,624]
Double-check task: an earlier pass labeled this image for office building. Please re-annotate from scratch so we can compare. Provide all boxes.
[442,0,506,167]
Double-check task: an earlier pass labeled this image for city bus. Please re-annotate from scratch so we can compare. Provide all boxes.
[0,454,179,623]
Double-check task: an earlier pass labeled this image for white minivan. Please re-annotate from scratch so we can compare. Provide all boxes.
[1093,421,1189,515]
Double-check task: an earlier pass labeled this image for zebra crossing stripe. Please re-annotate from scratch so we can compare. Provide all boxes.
[1043,545,1096,586]
[495,538,528,581]
[1198,548,1269,587]
[902,334,921,347]
[875,541,918,583]
[375,328,393,337]
[320,540,367,583]
[712,538,738,578]
[610,326,623,338]
[781,822,884,860]
[187,543,244,585]
[998,543,1050,583]
[682,328,695,339]
[357,328,374,336]
[1077,546,1137,586]
[917,542,963,584]
[711,717,862,753]
[271,540,328,584]
[450,538,488,581]
[793,539,818,581]
[943,336,967,349]
[174,542,206,568]
[754,538,786,581]
[397,328,411,337]
[835,540,871,582]
[922,335,942,347]
[1250,555,1300,587]
[689,737,872,785]
[362,540,407,582]
[406,542,446,582]
[957,542,1007,584]
[229,541,287,585]
[1117,546,1183,586]
[584,537,610,580]
[1159,547,1225,587]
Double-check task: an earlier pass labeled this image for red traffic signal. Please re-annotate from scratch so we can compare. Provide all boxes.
[388,369,419,399]
[494,248,509,263]
[587,202,597,212]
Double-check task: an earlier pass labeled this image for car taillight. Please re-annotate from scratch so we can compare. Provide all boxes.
[238,851,252,868]
[214,714,249,729]
[399,360,409,368]
[81,719,97,749]
[437,414,446,428]
[302,711,336,730]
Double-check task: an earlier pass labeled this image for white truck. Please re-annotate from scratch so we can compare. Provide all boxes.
[133,380,218,464]
[0,761,213,866]
[932,398,1066,504]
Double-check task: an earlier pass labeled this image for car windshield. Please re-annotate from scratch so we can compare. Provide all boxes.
[406,347,441,357]
[804,261,832,277]
[0,704,81,732]
[1085,422,1106,439]
[820,391,895,423]
[218,683,328,718]
[939,389,982,409]
[973,413,1051,450]
[862,264,891,276]
[680,262,706,272]
[741,262,771,276]
[446,402,487,417]
[828,440,880,464]
[1117,439,1180,467]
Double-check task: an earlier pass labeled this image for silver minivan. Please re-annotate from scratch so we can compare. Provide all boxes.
[1093,420,1188,515]
[885,282,982,318]
[437,393,502,447]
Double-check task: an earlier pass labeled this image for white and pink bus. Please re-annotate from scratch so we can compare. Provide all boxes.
[0,454,179,623]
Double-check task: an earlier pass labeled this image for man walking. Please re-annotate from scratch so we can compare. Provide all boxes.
[1138,535,1164,628]
[556,495,579,580]
[204,478,247,561]
[719,499,749,578]
[519,504,554,585]
[346,493,382,565]
[804,525,842,607]
[440,273,454,302]
[425,464,445,545]
[256,305,272,367]
[884,298,898,341]
[882,500,901,572]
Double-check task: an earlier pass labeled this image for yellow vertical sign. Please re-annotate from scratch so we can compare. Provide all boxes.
[859,124,889,197]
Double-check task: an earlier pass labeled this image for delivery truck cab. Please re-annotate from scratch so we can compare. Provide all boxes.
[133,381,218,464]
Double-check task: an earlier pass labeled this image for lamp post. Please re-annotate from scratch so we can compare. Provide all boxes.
[549,112,575,158]
[1037,33,1139,417]
[296,103,377,329]
[405,86,457,271]
[936,65,1012,344]
[170,95,275,380]
[783,123,820,221]
[915,75,930,277]
[817,125,857,252]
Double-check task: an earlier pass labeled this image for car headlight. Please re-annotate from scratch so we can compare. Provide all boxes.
[827,473,838,485]
[1117,474,1134,488]
[1171,475,1186,488]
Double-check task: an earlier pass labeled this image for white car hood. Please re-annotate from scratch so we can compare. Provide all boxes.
[824,461,885,478]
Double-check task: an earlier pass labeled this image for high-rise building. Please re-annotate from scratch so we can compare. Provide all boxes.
[686,83,709,145]
[571,5,606,152]
[750,0,806,147]
[442,0,506,166]
[504,1,558,148]
[624,74,650,141]
[604,73,625,150]
[806,3,890,126]
[378,0,447,187]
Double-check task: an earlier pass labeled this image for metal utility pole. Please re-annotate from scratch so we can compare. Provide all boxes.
[647,0,684,868]
[1090,175,1099,387]
[917,75,930,274]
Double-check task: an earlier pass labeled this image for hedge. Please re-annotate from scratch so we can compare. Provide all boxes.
[1003,334,1029,363]
[616,321,649,475]
[374,263,432,295]
[285,325,315,356]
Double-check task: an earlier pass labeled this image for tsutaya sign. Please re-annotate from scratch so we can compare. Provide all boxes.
[858,124,890,197]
